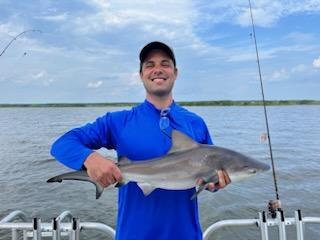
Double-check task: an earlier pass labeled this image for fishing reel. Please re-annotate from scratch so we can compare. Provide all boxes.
[268,199,282,218]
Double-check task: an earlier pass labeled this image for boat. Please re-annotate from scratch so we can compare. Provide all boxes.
[1,209,320,239]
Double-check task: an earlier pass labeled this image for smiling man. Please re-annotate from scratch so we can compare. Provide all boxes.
[140,42,178,109]
[51,41,230,240]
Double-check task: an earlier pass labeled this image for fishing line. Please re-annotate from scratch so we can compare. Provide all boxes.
[248,0,281,209]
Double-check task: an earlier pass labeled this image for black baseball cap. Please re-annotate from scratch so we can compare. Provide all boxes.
[139,41,176,70]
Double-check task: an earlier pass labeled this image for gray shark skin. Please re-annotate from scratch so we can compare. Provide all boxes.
[47,130,270,199]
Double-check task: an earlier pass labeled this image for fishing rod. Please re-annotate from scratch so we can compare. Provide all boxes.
[0,29,41,57]
[248,0,281,216]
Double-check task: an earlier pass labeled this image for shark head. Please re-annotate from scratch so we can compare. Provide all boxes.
[226,156,270,182]
[203,145,270,183]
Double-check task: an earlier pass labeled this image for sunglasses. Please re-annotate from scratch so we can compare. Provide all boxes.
[159,108,171,138]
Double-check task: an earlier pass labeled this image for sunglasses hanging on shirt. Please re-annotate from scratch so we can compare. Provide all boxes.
[159,108,171,139]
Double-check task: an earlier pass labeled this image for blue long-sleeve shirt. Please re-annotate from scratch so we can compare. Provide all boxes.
[51,99,213,240]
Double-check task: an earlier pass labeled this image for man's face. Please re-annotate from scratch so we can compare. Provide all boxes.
[140,50,178,98]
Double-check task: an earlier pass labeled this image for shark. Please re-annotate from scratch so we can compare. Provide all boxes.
[47,130,270,199]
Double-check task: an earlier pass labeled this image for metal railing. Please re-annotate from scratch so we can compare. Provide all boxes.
[0,210,115,239]
[203,210,320,240]
[1,210,319,239]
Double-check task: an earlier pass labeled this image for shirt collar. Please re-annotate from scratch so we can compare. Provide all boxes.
[143,99,177,114]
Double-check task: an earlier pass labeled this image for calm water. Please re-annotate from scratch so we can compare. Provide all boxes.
[0,105,319,239]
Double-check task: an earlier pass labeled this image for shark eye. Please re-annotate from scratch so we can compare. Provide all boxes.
[243,165,257,174]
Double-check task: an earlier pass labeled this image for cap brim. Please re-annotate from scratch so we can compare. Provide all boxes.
[139,41,176,66]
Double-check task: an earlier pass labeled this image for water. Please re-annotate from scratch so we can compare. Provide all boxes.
[0,105,319,239]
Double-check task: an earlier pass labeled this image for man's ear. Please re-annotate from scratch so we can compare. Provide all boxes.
[174,67,178,78]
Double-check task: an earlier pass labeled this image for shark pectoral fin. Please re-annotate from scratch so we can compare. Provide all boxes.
[137,182,156,196]
[114,180,126,188]
[207,174,220,186]
[191,182,210,200]
[190,173,220,200]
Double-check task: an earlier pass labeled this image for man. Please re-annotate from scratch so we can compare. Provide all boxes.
[51,41,230,240]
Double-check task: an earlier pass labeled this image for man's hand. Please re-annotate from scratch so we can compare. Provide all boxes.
[84,152,122,188]
[197,170,231,192]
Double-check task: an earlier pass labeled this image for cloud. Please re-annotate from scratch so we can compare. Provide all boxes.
[269,68,289,82]
[313,56,320,69]
[34,13,68,22]
[291,64,308,73]
[87,80,103,88]
[0,22,25,36]
[32,70,47,80]
[198,1,320,27]
[31,70,54,86]
[129,72,141,86]
[284,32,316,42]
[267,63,313,82]
[70,0,196,41]
[236,6,281,27]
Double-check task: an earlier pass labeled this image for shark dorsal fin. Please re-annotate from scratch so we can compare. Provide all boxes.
[168,130,199,154]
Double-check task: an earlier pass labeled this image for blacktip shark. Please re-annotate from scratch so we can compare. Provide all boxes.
[47,130,270,199]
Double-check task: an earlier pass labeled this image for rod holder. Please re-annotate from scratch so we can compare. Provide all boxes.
[70,217,80,240]
[295,209,304,240]
[278,210,286,240]
[259,211,269,240]
[52,217,61,240]
[33,218,41,240]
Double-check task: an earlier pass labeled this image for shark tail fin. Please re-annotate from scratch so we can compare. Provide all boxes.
[95,183,104,199]
[47,176,62,183]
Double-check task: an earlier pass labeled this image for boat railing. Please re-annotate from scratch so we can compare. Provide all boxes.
[203,209,320,240]
[1,209,319,239]
[0,210,115,240]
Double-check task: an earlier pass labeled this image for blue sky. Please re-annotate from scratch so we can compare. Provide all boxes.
[0,0,319,103]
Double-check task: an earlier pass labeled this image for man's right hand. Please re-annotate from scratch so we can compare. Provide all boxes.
[84,152,122,188]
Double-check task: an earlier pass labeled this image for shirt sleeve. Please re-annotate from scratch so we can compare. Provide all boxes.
[203,121,213,145]
[50,112,116,170]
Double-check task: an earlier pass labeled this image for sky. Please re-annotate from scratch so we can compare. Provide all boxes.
[0,0,319,103]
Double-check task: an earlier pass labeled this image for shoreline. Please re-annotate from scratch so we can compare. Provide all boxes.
[0,100,319,108]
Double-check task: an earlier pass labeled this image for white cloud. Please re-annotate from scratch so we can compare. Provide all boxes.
[31,70,55,86]
[200,1,320,27]
[267,63,313,82]
[1,0,319,102]
[291,64,308,73]
[269,68,289,82]
[35,13,68,22]
[236,7,281,27]
[43,78,54,86]
[87,80,103,88]
[284,32,316,42]
[129,72,141,86]
[71,0,196,40]
[313,56,320,69]
[32,70,47,80]
[0,22,25,36]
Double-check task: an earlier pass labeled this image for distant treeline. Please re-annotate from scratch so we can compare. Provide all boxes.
[0,100,319,108]
[178,99,320,106]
